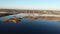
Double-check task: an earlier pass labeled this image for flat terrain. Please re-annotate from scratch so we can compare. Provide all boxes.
[24,16,60,20]
[0,9,60,17]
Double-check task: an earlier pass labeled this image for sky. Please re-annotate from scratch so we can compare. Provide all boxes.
[0,0,60,10]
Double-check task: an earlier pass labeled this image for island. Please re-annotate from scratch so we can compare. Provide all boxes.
[2,16,21,23]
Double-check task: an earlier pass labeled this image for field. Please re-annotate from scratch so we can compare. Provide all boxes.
[1,9,60,20]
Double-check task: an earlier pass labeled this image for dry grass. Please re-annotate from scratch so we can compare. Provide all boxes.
[24,16,60,20]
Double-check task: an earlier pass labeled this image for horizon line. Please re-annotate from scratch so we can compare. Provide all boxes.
[0,8,60,11]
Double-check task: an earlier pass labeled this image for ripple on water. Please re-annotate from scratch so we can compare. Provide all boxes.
[0,14,60,32]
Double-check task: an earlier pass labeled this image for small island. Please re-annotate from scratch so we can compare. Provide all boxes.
[2,17,21,23]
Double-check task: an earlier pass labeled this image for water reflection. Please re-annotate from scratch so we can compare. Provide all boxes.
[0,13,60,33]
[1,13,60,20]
[0,13,60,22]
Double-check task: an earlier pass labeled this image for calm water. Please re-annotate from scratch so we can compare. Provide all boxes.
[0,13,60,34]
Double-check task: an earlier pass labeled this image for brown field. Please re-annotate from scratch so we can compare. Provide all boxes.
[24,16,60,20]
[1,9,60,20]
[0,9,60,15]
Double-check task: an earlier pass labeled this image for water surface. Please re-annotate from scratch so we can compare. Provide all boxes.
[0,13,60,34]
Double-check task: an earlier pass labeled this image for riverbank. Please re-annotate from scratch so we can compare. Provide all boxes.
[24,16,60,20]
[0,13,13,17]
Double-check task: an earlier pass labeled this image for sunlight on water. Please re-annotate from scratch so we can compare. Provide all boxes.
[0,13,60,33]
[1,13,60,20]
[40,14,60,17]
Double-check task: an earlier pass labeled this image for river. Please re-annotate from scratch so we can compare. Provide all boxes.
[0,13,60,34]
